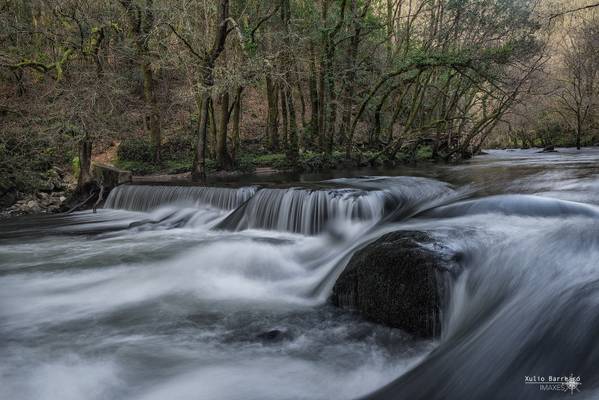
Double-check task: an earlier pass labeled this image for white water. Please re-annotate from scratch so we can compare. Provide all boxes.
[1,182,443,400]
[2,148,599,400]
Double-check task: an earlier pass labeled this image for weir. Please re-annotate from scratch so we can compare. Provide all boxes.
[216,188,398,235]
[104,185,257,211]
[103,177,457,235]
[104,184,401,235]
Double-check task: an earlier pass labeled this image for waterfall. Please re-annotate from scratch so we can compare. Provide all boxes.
[216,188,398,235]
[104,178,460,236]
[104,185,257,211]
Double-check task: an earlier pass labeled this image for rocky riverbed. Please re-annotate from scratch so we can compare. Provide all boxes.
[0,167,74,218]
[0,190,70,217]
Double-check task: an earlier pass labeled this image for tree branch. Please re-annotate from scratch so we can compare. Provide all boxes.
[550,3,599,20]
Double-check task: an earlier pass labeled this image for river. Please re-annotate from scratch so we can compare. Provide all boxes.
[1,148,598,400]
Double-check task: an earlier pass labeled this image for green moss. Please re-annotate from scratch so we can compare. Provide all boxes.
[415,145,433,160]
[114,160,161,175]
[252,153,288,169]
[114,159,208,176]
[235,156,256,173]
[164,160,193,174]
[71,156,80,177]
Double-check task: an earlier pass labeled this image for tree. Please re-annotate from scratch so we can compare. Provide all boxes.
[119,0,162,163]
[556,18,599,149]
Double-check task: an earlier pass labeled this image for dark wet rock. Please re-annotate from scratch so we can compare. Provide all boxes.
[256,329,291,343]
[0,175,17,208]
[539,145,556,153]
[331,230,457,338]
[0,187,17,208]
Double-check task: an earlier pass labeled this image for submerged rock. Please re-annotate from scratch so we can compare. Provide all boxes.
[256,329,291,343]
[331,231,457,338]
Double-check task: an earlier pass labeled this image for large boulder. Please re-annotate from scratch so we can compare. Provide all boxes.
[92,163,132,189]
[331,231,458,338]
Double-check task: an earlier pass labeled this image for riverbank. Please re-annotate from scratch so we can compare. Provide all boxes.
[5,146,597,218]
[0,148,434,216]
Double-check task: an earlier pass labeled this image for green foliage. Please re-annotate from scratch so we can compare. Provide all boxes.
[117,138,154,162]
[118,136,196,163]
[71,156,80,177]
[415,145,433,160]
[235,155,256,173]
[0,130,73,194]
[0,0,559,196]
[114,159,196,175]
[161,135,195,160]
[299,151,345,171]
[114,160,159,175]
[165,160,194,174]
[253,153,288,169]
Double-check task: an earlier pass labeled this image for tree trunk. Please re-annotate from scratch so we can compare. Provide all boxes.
[285,87,299,163]
[576,114,582,150]
[120,0,161,163]
[142,61,161,163]
[231,86,243,162]
[339,0,365,151]
[77,137,93,190]
[279,0,297,162]
[192,94,211,182]
[266,75,279,151]
[209,98,218,159]
[280,86,289,151]
[325,47,337,154]
[190,0,231,182]
[308,42,320,148]
[318,1,328,152]
[216,90,231,169]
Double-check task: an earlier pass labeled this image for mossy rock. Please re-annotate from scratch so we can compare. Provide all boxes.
[331,230,459,338]
[92,163,132,188]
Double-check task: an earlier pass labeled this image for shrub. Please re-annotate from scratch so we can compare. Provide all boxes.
[0,130,73,195]
[300,152,338,171]
[117,138,154,162]
[253,153,287,168]
[114,160,161,175]
[164,160,193,174]
[162,135,195,161]
[236,155,256,173]
[415,145,433,160]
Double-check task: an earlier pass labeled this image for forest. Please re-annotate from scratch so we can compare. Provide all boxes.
[1,0,599,201]
[3,2,599,399]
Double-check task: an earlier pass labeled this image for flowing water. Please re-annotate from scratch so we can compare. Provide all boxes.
[1,148,599,400]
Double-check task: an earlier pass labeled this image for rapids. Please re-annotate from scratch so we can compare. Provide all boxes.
[1,148,599,400]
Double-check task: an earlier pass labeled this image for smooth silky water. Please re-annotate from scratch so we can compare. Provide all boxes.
[1,148,599,400]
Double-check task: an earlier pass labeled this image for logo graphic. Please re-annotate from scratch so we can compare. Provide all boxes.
[524,374,581,395]
[564,374,582,395]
